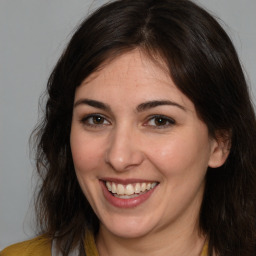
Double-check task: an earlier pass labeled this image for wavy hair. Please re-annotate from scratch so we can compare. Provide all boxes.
[32,0,256,255]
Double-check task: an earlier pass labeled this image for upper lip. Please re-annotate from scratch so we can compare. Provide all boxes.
[100,178,159,185]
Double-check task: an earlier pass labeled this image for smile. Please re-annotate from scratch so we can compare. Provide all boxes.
[105,181,158,199]
[100,179,159,208]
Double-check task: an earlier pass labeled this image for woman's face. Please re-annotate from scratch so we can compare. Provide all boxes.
[70,50,224,239]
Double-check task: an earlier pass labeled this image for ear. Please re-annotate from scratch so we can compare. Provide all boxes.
[208,130,231,168]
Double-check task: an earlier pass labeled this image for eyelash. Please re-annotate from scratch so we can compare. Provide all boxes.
[145,115,176,129]
[80,114,175,129]
[80,114,111,128]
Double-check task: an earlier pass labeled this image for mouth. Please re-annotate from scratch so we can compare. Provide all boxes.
[100,179,159,208]
[105,181,159,199]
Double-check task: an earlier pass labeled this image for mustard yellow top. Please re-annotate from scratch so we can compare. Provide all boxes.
[1,231,208,256]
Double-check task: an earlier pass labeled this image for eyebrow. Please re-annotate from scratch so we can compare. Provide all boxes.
[136,100,186,112]
[73,98,186,112]
[73,99,111,112]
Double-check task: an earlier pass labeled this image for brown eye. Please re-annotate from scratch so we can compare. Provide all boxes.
[154,117,168,126]
[92,116,105,124]
[81,114,110,127]
[146,115,175,128]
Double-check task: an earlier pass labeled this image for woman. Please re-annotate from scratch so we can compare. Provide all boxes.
[2,0,256,255]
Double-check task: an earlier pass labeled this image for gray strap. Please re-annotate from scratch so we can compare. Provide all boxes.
[51,239,80,256]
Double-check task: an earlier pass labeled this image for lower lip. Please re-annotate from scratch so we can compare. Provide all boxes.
[100,181,158,208]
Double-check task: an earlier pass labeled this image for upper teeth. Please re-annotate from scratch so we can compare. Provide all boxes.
[106,181,158,196]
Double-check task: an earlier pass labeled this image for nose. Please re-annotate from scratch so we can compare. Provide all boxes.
[105,126,144,172]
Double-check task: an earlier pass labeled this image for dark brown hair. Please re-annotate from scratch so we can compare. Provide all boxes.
[33,0,256,255]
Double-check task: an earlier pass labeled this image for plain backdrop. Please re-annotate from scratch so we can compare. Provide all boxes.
[0,0,255,250]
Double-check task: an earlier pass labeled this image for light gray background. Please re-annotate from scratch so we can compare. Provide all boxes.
[0,0,255,250]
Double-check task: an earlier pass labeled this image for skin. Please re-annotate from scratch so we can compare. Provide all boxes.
[70,49,228,256]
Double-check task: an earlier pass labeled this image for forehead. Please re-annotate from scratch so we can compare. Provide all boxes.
[75,49,194,111]
[82,49,169,84]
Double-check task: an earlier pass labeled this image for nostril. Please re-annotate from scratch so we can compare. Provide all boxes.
[104,129,145,171]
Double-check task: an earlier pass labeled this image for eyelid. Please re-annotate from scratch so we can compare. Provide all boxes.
[144,114,176,128]
[80,113,111,127]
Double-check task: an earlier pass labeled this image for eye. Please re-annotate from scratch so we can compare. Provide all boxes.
[80,114,110,127]
[145,115,175,128]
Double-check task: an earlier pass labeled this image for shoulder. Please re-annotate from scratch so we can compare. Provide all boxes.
[0,235,51,256]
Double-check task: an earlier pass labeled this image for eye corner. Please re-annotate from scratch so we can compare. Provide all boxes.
[144,114,176,129]
[79,113,111,128]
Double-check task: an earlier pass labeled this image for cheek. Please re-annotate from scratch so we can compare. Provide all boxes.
[70,130,105,204]
[70,129,104,174]
[147,131,211,176]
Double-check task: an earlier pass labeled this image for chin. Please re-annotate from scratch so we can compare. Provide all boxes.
[100,214,157,239]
